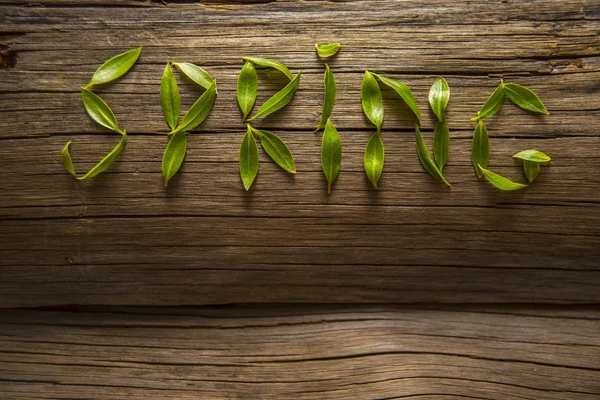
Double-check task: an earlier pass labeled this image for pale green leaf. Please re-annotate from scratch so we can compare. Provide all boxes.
[523,160,541,183]
[247,72,301,121]
[81,88,121,133]
[479,165,528,191]
[415,125,450,186]
[373,73,421,125]
[315,64,336,132]
[237,61,258,121]
[61,141,76,176]
[315,43,341,58]
[364,132,384,189]
[361,71,384,132]
[239,125,259,190]
[433,119,449,172]
[172,62,215,91]
[503,83,549,115]
[428,77,450,122]
[321,119,342,194]
[162,129,187,186]
[252,127,296,173]
[471,119,489,178]
[173,80,217,134]
[77,131,127,180]
[242,57,293,81]
[160,63,180,131]
[512,149,551,163]
[87,47,142,87]
[472,82,505,121]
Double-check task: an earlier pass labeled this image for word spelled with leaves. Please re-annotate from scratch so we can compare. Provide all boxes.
[63,46,551,194]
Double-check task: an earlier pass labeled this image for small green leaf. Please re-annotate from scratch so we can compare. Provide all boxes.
[171,62,214,90]
[428,77,450,122]
[471,119,490,178]
[433,119,449,172]
[415,125,450,186]
[252,127,296,173]
[361,71,384,132]
[479,165,528,191]
[503,83,549,115]
[61,141,76,176]
[173,80,217,134]
[242,57,293,81]
[237,61,258,121]
[162,129,187,186]
[373,73,421,125]
[77,131,127,180]
[239,125,259,191]
[160,63,180,131]
[523,160,541,183]
[87,47,142,87]
[364,132,384,189]
[315,64,336,132]
[321,119,342,194]
[315,43,341,58]
[472,82,505,121]
[512,149,551,163]
[247,72,301,121]
[81,88,121,133]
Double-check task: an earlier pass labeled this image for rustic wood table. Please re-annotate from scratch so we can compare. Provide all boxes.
[1,0,599,398]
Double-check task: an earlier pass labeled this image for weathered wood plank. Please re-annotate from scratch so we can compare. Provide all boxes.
[0,0,599,307]
[0,305,598,399]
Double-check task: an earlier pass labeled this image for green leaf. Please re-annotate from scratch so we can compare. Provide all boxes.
[81,88,121,133]
[503,83,549,115]
[242,57,293,81]
[172,62,215,91]
[87,47,142,87]
[61,141,76,176]
[321,119,342,194]
[315,43,341,58]
[173,80,217,134]
[247,72,301,121]
[415,125,450,186]
[237,61,258,121]
[479,165,528,191]
[361,71,384,132]
[433,119,449,172]
[472,82,504,121]
[428,77,450,122]
[162,129,187,186]
[471,119,490,178]
[523,160,541,183]
[77,131,127,180]
[160,63,180,131]
[252,127,296,173]
[364,132,384,189]
[373,73,421,125]
[239,125,259,191]
[512,149,551,163]
[315,64,336,132]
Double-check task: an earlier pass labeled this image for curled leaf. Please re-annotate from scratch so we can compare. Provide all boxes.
[433,119,449,172]
[512,149,551,163]
[315,64,336,132]
[173,80,217,134]
[61,141,76,176]
[237,61,258,121]
[160,62,180,131]
[428,77,450,122]
[361,71,384,132]
[81,88,121,133]
[321,119,342,194]
[364,132,384,189]
[471,119,490,178]
[373,73,421,125]
[503,83,549,115]
[415,125,450,186]
[247,72,301,121]
[242,57,293,81]
[239,125,259,191]
[252,127,296,173]
[523,160,541,183]
[479,165,528,191]
[87,47,142,87]
[472,82,505,121]
[172,62,215,91]
[74,131,127,180]
[315,43,341,58]
[162,129,187,186]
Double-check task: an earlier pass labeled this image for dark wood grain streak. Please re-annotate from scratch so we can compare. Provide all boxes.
[1,0,599,308]
[0,305,598,399]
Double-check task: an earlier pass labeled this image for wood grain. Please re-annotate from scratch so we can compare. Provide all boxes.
[0,305,598,399]
[1,0,599,307]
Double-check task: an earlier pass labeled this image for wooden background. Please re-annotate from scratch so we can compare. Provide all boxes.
[1,0,599,398]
